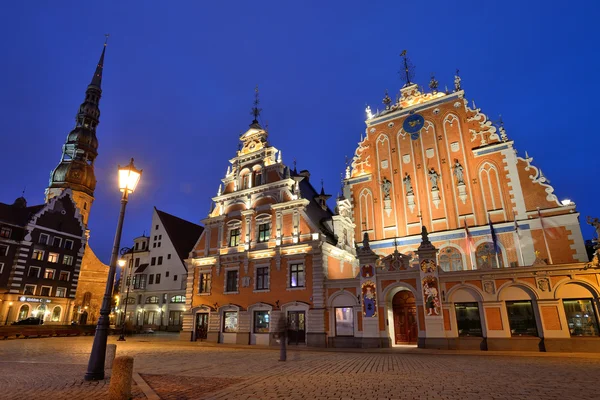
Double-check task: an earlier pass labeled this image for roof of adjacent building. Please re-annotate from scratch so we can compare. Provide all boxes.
[293,172,337,245]
[155,208,204,262]
[0,197,45,226]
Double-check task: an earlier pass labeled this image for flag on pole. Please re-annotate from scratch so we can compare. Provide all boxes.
[488,213,500,254]
[537,208,558,240]
[464,217,476,269]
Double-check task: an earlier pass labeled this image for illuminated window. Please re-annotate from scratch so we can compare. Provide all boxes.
[563,299,600,337]
[51,306,61,322]
[169,311,183,326]
[170,295,185,303]
[223,311,238,332]
[257,223,270,243]
[0,227,11,238]
[145,296,159,304]
[43,269,55,279]
[32,249,44,261]
[18,305,29,320]
[229,229,240,247]
[48,252,59,263]
[254,311,269,333]
[439,247,463,271]
[126,297,136,305]
[56,287,67,298]
[475,243,503,269]
[63,255,74,265]
[335,307,354,336]
[290,264,305,288]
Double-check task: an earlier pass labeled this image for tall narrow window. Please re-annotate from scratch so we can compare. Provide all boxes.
[43,269,55,279]
[48,252,59,263]
[32,249,44,260]
[199,273,211,294]
[563,299,600,337]
[257,223,270,243]
[290,264,305,288]
[64,239,74,250]
[335,307,354,336]
[254,311,269,333]
[39,233,49,245]
[229,229,240,247]
[256,267,269,290]
[226,270,238,292]
[223,311,238,332]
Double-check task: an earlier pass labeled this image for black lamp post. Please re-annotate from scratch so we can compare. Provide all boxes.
[84,158,142,381]
[117,246,135,341]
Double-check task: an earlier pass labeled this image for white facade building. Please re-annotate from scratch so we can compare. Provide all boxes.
[118,207,203,331]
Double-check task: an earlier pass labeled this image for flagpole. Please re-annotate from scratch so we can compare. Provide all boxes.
[464,217,476,269]
[514,218,525,266]
[488,213,502,268]
[537,207,554,265]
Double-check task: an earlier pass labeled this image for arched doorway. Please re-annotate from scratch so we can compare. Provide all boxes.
[392,290,417,344]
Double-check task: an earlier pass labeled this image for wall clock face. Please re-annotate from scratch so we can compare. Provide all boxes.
[403,114,424,140]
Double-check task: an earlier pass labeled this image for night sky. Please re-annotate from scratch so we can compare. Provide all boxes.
[1,1,598,264]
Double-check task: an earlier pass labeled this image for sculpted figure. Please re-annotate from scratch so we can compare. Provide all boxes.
[381,177,392,200]
[428,168,440,190]
[403,173,414,195]
[453,159,465,185]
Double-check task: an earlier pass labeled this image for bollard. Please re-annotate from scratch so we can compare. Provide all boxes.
[105,344,117,370]
[279,331,287,362]
[108,356,134,400]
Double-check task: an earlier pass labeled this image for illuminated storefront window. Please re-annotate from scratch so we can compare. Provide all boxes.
[223,311,238,333]
[254,311,269,333]
[563,299,599,337]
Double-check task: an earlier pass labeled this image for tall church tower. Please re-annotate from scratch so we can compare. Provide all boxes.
[45,41,106,226]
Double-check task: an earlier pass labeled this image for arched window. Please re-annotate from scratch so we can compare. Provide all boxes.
[18,305,29,320]
[439,247,463,271]
[126,297,136,305]
[51,306,62,322]
[476,242,503,269]
[359,189,374,232]
[145,296,159,304]
[170,295,185,303]
[37,304,47,321]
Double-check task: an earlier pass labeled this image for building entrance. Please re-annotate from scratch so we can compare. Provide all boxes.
[195,313,209,340]
[287,311,306,345]
[392,290,417,344]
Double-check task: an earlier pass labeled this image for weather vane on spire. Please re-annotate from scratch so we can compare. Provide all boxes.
[399,50,415,86]
[251,85,262,123]
[104,33,110,46]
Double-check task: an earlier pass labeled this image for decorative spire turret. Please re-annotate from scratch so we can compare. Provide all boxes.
[399,50,415,87]
[250,85,262,125]
[45,38,108,226]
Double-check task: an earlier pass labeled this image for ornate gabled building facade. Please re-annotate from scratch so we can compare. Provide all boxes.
[323,63,599,351]
[183,96,357,346]
[0,40,110,326]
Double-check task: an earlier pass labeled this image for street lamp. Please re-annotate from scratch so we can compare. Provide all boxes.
[85,158,142,381]
[117,246,135,341]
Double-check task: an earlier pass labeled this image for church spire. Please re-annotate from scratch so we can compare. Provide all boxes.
[89,34,108,88]
[45,39,108,226]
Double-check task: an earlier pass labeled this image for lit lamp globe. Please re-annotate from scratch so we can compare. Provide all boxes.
[118,158,142,195]
[117,259,126,268]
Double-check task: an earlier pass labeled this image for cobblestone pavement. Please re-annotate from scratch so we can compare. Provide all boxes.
[1,335,600,399]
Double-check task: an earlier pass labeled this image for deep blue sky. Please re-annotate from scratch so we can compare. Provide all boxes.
[1,1,598,264]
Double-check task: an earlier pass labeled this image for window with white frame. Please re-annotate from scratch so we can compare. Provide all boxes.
[24,284,36,295]
[0,244,8,256]
[40,286,51,297]
[439,247,463,271]
[43,268,55,279]
[256,266,269,290]
[59,271,70,281]
[289,263,305,288]
[32,249,44,260]
[63,255,74,266]
[39,233,49,245]
[257,223,270,243]
[170,295,185,303]
[226,269,238,293]
[335,307,354,336]
[0,262,3,274]
[55,287,67,298]
[223,311,238,332]
[48,252,59,263]
[199,272,211,294]
[28,266,40,278]
[64,239,74,250]
[52,237,62,247]
[476,242,504,269]
[0,227,11,238]
[229,228,240,247]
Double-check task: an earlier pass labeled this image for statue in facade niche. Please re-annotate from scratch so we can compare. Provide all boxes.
[381,177,392,200]
[403,173,414,195]
[452,159,465,185]
[428,168,440,190]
